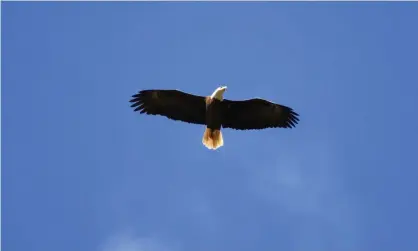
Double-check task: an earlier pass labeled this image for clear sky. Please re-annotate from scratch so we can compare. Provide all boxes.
[2,2,418,251]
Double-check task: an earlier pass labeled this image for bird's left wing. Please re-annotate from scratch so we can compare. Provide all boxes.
[130,89,207,125]
[221,98,300,130]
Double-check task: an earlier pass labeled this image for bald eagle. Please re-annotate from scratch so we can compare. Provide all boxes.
[129,86,299,150]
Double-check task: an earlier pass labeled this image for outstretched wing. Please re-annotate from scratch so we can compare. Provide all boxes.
[130,89,207,125]
[221,98,299,130]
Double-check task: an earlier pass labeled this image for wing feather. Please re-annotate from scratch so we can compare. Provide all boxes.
[221,98,299,130]
[129,89,207,125]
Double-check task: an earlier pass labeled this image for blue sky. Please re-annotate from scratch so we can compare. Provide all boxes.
[2,2,418,251]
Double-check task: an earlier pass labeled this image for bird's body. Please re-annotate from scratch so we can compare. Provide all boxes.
[202,88,227,149]
[129,86,299,150]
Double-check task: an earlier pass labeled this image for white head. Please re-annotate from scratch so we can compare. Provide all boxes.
[210,86,228,101]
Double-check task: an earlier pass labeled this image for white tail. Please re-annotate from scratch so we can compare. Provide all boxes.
[202,127,224,150]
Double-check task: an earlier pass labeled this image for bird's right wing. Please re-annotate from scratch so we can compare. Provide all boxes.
[221,98,299,130]
[130,89,207,125]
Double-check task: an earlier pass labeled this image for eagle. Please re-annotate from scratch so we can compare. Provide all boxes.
[129,86,299,150]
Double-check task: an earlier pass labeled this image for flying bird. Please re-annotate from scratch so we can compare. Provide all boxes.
[129,86,299,150]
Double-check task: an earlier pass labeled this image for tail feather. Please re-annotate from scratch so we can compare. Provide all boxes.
[202,128,224,150]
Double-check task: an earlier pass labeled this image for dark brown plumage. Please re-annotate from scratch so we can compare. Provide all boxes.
[130,89,206,125]
[220,98,299,130]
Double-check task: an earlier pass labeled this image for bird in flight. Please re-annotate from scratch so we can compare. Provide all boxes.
[129,86,300,150]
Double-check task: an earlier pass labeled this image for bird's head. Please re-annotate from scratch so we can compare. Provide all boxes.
[211,86,228,100]
[219,86,227,92]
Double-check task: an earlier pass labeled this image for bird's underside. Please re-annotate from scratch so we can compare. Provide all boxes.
[129,87,300,150]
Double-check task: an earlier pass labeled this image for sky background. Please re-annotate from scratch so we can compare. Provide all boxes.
[2,2,418,251]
